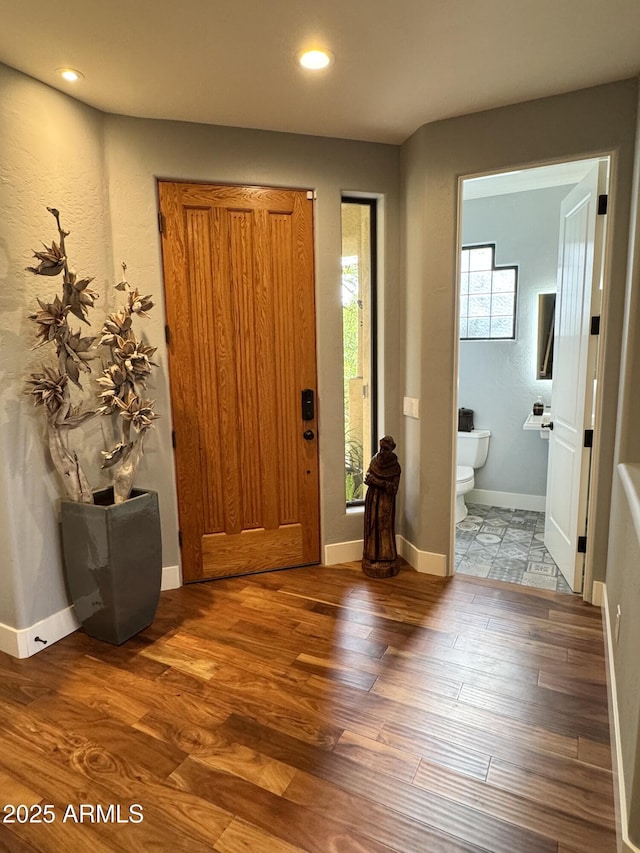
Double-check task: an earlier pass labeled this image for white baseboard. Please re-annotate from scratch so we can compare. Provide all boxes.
[324,540,364,565]
[469,488,546,513]
[0,625,20,658]
[602,588,640,853]
[0,564,182,659]
[162,564,182,590]
[592,580,605,608]
[0,606,80,659]
[396,536,448,576]
[324,537,447,577]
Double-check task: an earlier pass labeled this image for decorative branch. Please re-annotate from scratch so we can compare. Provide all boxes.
[26,208,98,503]
[26,209,159,505]
[98,262,159,503]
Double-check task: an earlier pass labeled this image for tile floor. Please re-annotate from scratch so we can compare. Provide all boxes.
[455,502,573,594]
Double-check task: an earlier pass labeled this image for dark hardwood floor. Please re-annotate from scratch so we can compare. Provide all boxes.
[0,562,615,852]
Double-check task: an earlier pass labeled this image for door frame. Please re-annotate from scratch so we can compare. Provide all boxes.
[451,153,615,603]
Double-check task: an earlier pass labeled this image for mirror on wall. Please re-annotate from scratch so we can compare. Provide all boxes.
[537,292,555,379]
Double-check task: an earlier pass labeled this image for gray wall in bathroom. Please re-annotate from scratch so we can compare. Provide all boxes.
[459,185,571,498]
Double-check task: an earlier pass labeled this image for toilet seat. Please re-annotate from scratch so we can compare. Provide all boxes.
[456,465,474,486]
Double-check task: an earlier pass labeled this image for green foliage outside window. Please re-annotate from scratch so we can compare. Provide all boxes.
[342,258,364,502]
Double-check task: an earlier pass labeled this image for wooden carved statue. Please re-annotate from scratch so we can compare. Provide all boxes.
[362,435,401,578]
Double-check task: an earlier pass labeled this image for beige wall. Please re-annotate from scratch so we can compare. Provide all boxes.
[0,63,110,629]
[606,470,640,846]
[103,115,402,569]
[403,78,640,840]
[605,82,640,847]
[0,61,401,634]
[400,79,638,570]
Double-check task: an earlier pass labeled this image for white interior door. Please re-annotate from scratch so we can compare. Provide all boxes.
[544,162,607,592]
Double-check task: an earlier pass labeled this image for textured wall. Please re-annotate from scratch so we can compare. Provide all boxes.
[401,78,638,566]
[606,80,640,847]
[607,469,640,845]
[459,186,569,497]
[102,115,402,563]
[0,63,110,629]
[0,64,401,631]
[0,61,401,631]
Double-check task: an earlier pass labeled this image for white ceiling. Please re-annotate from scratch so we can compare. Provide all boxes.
[1,1,639,144]
[462,159,604,200]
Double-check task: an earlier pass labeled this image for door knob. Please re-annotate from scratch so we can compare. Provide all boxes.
[542,421,554,430]
[303,430,315,441]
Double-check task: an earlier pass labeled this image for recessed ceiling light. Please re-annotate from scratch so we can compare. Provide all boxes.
[298,49,333,70]
[57,68,84,82]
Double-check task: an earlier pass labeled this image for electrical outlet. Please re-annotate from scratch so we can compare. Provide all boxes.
[615,604,622,645]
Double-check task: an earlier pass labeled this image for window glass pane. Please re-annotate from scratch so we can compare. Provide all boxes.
[469,246,493,271]
[468,317,491,337]
[468,294,491,317]
[490,316,514,337]
[468,271,491,293]
[492,269,516,292]
[459,244,517,341]
[491,293,515,316]
[342,201,375,505]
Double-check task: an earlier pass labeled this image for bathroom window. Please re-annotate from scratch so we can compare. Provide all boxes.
[459,244,517,340]
[341,198,377,506]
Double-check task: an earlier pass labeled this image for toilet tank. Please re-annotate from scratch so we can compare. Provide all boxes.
[457,429,491,468]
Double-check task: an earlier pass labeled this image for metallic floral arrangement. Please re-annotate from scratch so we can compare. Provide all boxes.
[26,207,158,504]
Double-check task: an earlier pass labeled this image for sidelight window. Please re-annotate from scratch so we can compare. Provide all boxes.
[341,199,377,506]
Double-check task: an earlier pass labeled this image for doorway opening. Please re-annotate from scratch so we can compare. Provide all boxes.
[453,158,610,596]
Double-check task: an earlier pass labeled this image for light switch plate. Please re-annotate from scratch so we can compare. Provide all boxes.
[403,396,420,419]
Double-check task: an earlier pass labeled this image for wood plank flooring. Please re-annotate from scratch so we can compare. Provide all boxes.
[0,562,616,852]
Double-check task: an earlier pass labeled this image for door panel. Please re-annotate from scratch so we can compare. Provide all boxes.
[159,182,320,582]
[544,163,606,592]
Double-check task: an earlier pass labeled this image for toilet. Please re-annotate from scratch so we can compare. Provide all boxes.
[456,429,491,523]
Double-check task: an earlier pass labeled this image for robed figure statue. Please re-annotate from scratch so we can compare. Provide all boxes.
[362,435,401,578]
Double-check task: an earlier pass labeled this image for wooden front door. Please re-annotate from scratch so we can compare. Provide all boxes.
[158,182,320,582]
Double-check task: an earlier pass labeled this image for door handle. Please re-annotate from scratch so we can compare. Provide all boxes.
[542,421,554,430]
[303,430,315,441]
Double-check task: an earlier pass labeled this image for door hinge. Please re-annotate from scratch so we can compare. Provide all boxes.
[178,530,183,549]
[158,211,165,233]
[165,324,171,345]
[584,429,594,448]
[597,194,608,216]
[171,430,176,449]
[577,536,587,554]
[590,315,600,335]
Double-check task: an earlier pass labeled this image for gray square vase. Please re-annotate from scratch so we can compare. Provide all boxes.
[61,487,162,644]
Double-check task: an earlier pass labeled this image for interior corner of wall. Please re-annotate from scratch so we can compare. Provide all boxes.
[161,564,182,590]
[324,540,364,565]
[397,535,448,576]
[0,605,80,659]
